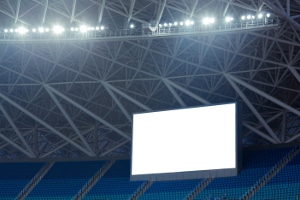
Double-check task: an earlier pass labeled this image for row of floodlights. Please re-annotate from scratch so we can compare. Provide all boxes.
[158,13,271,27]
[3,25,106,34]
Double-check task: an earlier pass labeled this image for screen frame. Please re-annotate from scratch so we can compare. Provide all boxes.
[130,102,242,181]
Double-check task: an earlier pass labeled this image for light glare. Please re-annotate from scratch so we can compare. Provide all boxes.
[202,17,215,25]
[53,25,64,34]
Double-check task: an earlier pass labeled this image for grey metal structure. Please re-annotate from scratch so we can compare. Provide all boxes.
[0,0,299,160]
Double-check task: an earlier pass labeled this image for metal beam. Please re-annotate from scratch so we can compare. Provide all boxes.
[127,0,136,23]
[166,79,211,105]
[98,0,106,24]
[103,84,132,122]
[45,85,131,140]
[243,122,277,144]
[225,74,280,143]
[100,139,128,157]
[0,132,34,158]
[70,0,77,23]
[45,86,96,156]
[0,104,35,157]
[0,92,94,156]
[227,74,300,117]
[154,0,167,29]
[103,82,151,111]
[15,0,21,24]
[41,0,48,25]
[162,79,186,107]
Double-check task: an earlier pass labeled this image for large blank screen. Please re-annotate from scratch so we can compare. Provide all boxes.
[131,103,238,181]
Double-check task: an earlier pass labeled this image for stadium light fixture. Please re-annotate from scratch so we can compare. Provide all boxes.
[202,17,215,25]
[53,25,64,34]
[17,27,29,34]
[79,25,88,33]
[257,13,263,19]
[4,29,8,33]
[32,28,36,32]
[9,29,14,33]
[225,16,234,23]
[241,16,246,20]
[179,21,184,26]
[164,23,168,27]
[95,26,100,31]
[38,27,45,33]
[174,22,178,26]
[185,20,192,26]
[246,15,251,20]
[130,24,135,29]
[100,26,105,30]
[266,13,271,17]
[45,28,50,32]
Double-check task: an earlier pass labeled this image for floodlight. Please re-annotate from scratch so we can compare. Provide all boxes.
[225,16,234,23]
[95,26,100,30]
[202,17,215,25]
[4,29,8,33]
[32,28,36,32]
[266,13,271,17]
[53,25,64,34]
[9,29,14,33]
[80,25,88,33]
[38,27,45,33]
[174,22,178,26]
[130,24,135,29]
[17,27,28,34]
[185,20,192,26]
[190,20,195,25]
[179,21,184,26]
[45,28,50,32]
[71,27,74,31]
[257,13,263,19]
[246,15,251,20]
[241,16,246,20]
[168,23,173,27]
[251,15,255,19]
[159,24,162,28]
[100,26,105,30]
[164,23,168,27]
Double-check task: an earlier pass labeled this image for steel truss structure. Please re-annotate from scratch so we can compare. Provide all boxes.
[0,0,299,160]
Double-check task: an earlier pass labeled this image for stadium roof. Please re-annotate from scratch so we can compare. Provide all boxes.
[0,0,299,160]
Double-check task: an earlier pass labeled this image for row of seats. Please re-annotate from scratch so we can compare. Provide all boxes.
[0,146,299,200]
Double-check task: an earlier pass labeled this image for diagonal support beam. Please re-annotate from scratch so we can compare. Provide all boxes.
[154,0,167,29]
[162,79,186,107]
[70,0,77,23]
[226,74,300,117]
[243,122,277,144]
[100,139,129,157]
[45,86,96,156]
[225,74,280,143]
[98,0,106,24]
[103,82,151,111]
[15,0,21,24]
[0,132,34,158]
[102,84,132,122]
[166,80,211,105]
[127,0,136,23]
[0,92,94,156]
[0,104,35,157]
[41,0,48,25]
[45,85,131,140]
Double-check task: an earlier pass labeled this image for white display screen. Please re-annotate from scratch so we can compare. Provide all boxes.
[131,103,239,181]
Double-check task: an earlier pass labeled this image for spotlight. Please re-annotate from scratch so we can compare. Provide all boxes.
[164,23,168,27]
[159,24,162,28]
[251,15,255,19]
[17,27,28,34]
[257,13,263,19]
[45,28,50,32]
[70,27,74,31]
[246,15,251,20]
[190,20,195,25]
[53,25,64,34]
[4,29,8,33]
[95,26,100,31]
[241,16,246,20]
[185,20,192,26]
[225,16,234,22]
[168,23,173,27]
[179,21,184,26]
[202,17,215,25]
[32,28,36,32]
[266,13,271,17]
[38,27,45,33]
[174,22,178,26]
[130,24,135,29]
[9,29,14,33]
[100,26,105,30]
[80,25,88,33]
